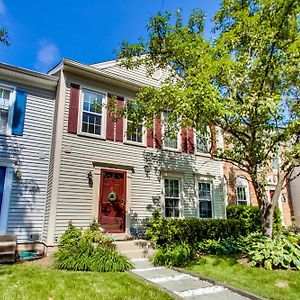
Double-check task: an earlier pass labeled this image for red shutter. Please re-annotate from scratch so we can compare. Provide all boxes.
[106,95,115,141]
[181,128,188,153]
[147,127,154,148]
[155,117,162,149]
[187,128,195,154]
[115,96,124,142]
[68,84,80,134]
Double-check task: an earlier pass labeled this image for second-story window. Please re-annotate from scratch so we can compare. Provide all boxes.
[0,86,14,135]
[126,101,143,143]
[195,128,211,153]
[81,89,105,136]
[163,111,179,150]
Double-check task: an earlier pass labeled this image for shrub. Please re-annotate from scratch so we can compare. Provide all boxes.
[152,243,194,267]
[226,205,282,236]
[55,223,133,272]
[197,237,243,255]
[248,235,300,270]
[145,213,242,247]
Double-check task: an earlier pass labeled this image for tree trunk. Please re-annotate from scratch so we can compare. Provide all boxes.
[260,203,274,238]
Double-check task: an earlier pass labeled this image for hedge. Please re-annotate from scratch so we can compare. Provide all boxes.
[226,205,282,235]
[145,214,242,247]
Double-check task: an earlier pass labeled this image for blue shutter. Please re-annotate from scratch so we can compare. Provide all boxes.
[12,90,27,136]
[0,166,6,215]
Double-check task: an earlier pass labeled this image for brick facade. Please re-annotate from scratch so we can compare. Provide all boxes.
[224,162,293,226]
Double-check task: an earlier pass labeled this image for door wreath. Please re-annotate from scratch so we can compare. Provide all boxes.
[108,191,117,202]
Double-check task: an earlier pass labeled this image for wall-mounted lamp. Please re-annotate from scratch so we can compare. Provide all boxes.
[14,169,22,181]
[87,171,93,187]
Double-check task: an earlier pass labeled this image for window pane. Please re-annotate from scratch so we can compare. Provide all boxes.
[0,110,8,134]
[196,130,209,153]
[82,90,104,114]
[165,179,180,218]
[163,111,178,149]
[81,112,101,135]
[0,88,10,110]
[165,198,179,217]
[127,121,143,142]
[199,201,212,218]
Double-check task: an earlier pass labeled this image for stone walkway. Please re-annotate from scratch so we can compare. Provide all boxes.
[130,258,251,300]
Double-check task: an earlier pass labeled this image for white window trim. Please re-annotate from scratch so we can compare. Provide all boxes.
[235,177,250,205]
[124,98,146,146]
[197,179,214,219]
[0,84,16,136]
[77,87,107,139]
[162,177,183,218]
[162,112,181,151]
[194,126,211,155]
[0,162,14,234]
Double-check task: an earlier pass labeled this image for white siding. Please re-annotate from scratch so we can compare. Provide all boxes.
[53,82,224,240]
[0,82,55,242]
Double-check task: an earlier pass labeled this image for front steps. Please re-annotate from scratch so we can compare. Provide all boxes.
[0,235,16,264]
[113,239,156,259]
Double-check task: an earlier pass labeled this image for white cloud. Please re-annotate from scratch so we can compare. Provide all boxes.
[35,41,60,72]
[0,0,6,14]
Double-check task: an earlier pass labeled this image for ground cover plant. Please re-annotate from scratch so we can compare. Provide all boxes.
[185,255,300,300]
[55,221,133,272]
[0,263,172,300]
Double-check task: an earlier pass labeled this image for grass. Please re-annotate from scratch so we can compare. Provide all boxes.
[185,255,300,300]
[0,263,173,300]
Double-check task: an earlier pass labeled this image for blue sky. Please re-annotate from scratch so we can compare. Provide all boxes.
[0,1,221,73]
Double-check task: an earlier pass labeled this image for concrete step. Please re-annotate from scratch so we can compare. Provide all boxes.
[0,235,16,242]
[0,241,17,253]
[114,240,156,259]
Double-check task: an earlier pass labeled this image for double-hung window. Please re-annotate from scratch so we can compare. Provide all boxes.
[126,101,143,143]
[164,178,180,218]
[81,89,105,136]
[163,111,179,150]
[195,128,211,153]
[198,182,213,218]
[0,86,14,135]
[235,177,249,205]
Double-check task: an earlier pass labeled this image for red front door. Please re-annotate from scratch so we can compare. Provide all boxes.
[99,169,126,233]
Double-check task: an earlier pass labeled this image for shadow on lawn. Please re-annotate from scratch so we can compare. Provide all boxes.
[187,255,238,268]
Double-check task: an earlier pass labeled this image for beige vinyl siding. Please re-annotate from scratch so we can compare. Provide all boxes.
[53,81,224,240]
[0,84,55,242]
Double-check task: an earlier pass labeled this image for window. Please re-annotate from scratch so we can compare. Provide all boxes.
[198,182,213,218]
[235,177,249,205]
[163,111,179,149]
[164,179,180,217]
[126,101,143,143]
[0,87,14,135]
[81,89,105,136]
[195,128,210,153]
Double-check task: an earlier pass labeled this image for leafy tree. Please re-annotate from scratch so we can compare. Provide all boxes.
[118,0,300,238]
[0,28,9,45]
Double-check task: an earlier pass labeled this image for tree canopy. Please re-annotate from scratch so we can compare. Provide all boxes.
[118,0,300,237]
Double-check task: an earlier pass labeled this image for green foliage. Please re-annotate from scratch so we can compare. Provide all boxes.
[118,0,300,238]
[55,222,132,272]
[145,214,242,247]
[248,235,300,270]
[226,205,282,235]
[152,243,194,267]
[197,237,243,255]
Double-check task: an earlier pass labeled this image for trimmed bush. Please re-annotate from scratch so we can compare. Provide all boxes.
[145,213,242,247]
[152,243,194,267]
[226,205,282,235]
[55,222,133,272]
[197,237,243,255]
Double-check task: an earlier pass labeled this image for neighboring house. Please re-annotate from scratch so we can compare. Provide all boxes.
[224,161,294,226]
[0,63,57,243]
[289,167,300,226]
[42,58,225,247]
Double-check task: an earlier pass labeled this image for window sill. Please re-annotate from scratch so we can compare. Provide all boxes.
[162,147,181,153]
[195,152,211,158]
[123,141,146,148]
[76,132,106,141]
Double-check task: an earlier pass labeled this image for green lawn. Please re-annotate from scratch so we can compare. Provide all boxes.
[0,263,172,300]
[185,255,300,300]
